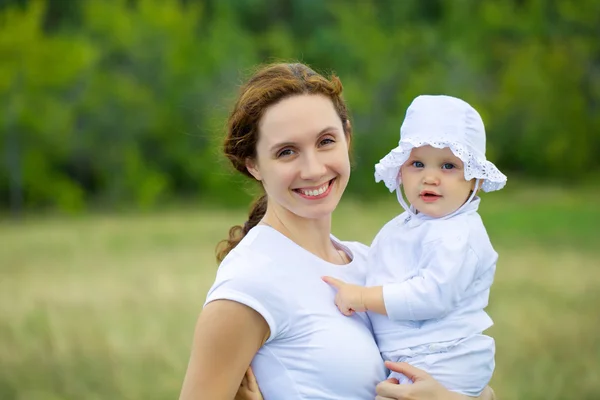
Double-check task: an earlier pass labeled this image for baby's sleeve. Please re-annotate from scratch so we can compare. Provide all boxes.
[383,224,479,321]
[204,257,292,343]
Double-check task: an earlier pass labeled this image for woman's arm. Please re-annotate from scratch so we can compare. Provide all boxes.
[179,299,270,400]
[375,362,495,400]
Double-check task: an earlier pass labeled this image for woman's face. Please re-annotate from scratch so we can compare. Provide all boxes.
[246,94,351,222]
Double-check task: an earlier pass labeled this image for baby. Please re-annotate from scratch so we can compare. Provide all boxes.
[323,95,507,396]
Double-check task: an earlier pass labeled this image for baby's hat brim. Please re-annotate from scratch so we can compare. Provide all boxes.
[374,137,507,193]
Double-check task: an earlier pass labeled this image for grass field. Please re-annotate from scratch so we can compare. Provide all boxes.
[1,184,599,399]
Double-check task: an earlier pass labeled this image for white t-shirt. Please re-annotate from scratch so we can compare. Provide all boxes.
[205,225,387,400]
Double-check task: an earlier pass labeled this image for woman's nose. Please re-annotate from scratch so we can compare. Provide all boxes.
[300,152,327,181]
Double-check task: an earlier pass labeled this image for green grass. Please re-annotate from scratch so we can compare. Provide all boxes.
[1,185,599,400]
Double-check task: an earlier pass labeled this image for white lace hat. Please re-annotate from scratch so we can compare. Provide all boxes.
[374,95,507,193]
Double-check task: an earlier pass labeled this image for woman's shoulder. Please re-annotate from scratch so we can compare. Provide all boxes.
[214,226,310,288]
[207,228,295,340]
[218,226,284,271]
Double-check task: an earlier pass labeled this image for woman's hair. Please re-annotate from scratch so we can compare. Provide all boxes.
[215,62,352,263]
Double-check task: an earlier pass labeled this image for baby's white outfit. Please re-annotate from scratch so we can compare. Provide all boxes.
[368,95,507,396]
[366,198,496,396]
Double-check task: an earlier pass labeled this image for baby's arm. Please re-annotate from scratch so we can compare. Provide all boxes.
[383,233,478,321]
[323,231,479,319]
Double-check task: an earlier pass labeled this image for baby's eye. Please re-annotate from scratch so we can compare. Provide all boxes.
[441,163,455,170]
[411,161,424,168]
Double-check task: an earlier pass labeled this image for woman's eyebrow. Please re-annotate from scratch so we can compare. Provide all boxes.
[268,126,339,152]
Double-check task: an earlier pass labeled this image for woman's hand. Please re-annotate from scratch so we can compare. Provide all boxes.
[375,361,495,400]
[235,367,263,400]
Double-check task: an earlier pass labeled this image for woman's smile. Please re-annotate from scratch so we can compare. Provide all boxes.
[293,178,335,199]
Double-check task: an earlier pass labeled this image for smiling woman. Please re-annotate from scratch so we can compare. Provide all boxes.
[246,94,351,223]
[214,64,353,265]
[178,64,495,400]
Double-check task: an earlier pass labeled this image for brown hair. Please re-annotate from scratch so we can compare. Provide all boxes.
[215,62,352,263]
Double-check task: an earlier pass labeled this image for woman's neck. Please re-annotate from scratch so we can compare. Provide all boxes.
[261,207,346,265]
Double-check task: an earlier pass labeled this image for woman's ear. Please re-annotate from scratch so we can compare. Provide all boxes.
[345,120,352,148]
[246,158,262,181]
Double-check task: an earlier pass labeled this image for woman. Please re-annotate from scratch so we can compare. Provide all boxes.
[179,63,495,399]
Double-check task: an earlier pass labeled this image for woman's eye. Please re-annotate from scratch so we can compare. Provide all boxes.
[277,149,295,158]
[442,163,455,170]
[411,161,424,168]
[320,137,335,146]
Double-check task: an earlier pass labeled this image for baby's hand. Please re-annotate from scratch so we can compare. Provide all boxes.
[322,276,366,316]
[235,367,263,400]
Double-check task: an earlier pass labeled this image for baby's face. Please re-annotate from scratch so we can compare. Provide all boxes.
[399,145,476,218]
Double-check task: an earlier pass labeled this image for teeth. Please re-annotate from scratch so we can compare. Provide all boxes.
[300,181,329,197]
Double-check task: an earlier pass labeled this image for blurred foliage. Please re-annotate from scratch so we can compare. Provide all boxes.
[1,0,599,212]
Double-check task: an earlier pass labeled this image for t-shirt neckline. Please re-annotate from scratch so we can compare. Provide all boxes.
[251,225,354,267]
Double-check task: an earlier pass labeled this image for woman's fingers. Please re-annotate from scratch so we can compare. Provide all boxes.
[234,386,251,400]
[245,367,259,392]
[375,377,408,398]
[384,361,431,382]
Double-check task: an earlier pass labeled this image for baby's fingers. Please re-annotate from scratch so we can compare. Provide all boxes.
[337,303,355,316]
[322,276,346,290]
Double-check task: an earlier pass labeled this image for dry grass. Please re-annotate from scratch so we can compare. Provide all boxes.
[1,187,599,399]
